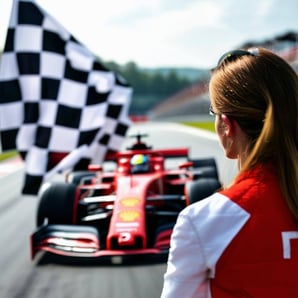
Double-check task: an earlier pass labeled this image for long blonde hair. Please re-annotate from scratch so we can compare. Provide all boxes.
[210,48,298,219]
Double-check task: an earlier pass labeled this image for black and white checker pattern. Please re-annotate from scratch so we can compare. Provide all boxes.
[0,0,132,195]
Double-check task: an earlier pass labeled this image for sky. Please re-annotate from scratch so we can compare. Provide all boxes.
[0,0,297,69]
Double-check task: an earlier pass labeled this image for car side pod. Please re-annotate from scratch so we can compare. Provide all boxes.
[30,224,100,259]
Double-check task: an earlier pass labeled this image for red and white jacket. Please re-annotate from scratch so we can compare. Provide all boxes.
[161,164,298,298]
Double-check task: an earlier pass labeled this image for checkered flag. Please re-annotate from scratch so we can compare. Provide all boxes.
[0,0,132,195]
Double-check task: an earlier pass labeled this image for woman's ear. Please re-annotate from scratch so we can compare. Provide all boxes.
[220,114,236,137]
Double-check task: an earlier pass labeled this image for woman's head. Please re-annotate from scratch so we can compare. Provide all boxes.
[210,47,298,218]
[209,48,298,168]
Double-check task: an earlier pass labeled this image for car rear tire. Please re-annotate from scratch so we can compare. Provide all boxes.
[188,158,219,180]
[37,182,77,226]
[186,178,221,205]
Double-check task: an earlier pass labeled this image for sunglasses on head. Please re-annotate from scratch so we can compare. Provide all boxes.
[209,48,259,117]
[216,48,259,69]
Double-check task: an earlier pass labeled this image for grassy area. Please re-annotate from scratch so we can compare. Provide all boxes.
[180,121,215,133]
[0,150,18,162]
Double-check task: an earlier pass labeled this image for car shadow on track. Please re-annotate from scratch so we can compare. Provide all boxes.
[34,251,168,267]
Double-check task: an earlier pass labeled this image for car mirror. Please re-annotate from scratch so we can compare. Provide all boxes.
[88,164,103,172]
[179,161,193,169]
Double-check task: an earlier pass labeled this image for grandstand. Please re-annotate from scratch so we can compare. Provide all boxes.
[149,31,298,121]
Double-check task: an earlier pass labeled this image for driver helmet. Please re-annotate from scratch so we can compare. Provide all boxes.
[130,154,150,173]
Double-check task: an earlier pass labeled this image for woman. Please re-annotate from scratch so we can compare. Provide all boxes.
[161,48,298,298]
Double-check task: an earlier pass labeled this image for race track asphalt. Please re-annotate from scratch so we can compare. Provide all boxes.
[0,122,237,298]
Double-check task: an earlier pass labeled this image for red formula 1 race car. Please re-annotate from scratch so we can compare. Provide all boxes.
[31,133,221,264]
